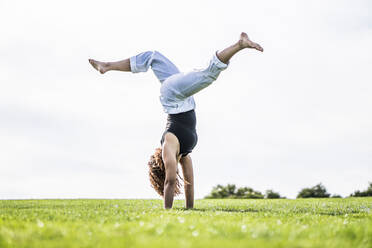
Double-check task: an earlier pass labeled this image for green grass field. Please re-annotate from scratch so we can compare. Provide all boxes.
[0,198,371,248]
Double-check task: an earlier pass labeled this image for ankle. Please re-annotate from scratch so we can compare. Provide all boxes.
[238,39,246,49]
[105,62,111,70]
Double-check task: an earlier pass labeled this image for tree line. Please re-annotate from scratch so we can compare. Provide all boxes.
[205,182,372,199]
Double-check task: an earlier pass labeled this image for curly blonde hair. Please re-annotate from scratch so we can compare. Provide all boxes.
[148,148,183,196]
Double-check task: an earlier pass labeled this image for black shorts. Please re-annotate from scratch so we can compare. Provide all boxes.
[160,109,198,157]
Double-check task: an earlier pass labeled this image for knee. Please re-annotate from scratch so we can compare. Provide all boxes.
[143,50,163,64]
[143,50,159,58]
[153,50,161,56]
[152,50,167,61]
[141,51,155,60]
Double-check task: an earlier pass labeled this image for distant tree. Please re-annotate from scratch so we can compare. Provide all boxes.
[205,184,264,199]
[297,183,330,198]
[265,190,283,199]
[350,182,372,197]
[226,184,237,197]
[331,194,342,198]
[205,184,237,199]
[235,187,264,199]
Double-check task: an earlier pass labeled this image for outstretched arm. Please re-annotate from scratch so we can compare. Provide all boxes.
[162,133,181,209]
[180,155,194,209]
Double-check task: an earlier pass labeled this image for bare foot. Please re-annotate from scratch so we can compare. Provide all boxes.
[88,59,109,74]
[239,32,264,52]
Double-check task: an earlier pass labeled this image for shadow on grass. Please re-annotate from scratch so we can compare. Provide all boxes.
[173,207,361,216]
[173,207,260,213]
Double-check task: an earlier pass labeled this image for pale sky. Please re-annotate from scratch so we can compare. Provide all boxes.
[1,0,371,199]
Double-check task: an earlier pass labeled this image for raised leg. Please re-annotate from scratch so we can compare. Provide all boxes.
[217,32,263,64]
[89,51,180,83]
[160,32,263,101]
[180,155,194,209]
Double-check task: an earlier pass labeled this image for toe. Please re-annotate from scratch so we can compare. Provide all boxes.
[254,43,263,52]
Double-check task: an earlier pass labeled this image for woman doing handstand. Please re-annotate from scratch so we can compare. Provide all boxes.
[89,32,263,209]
